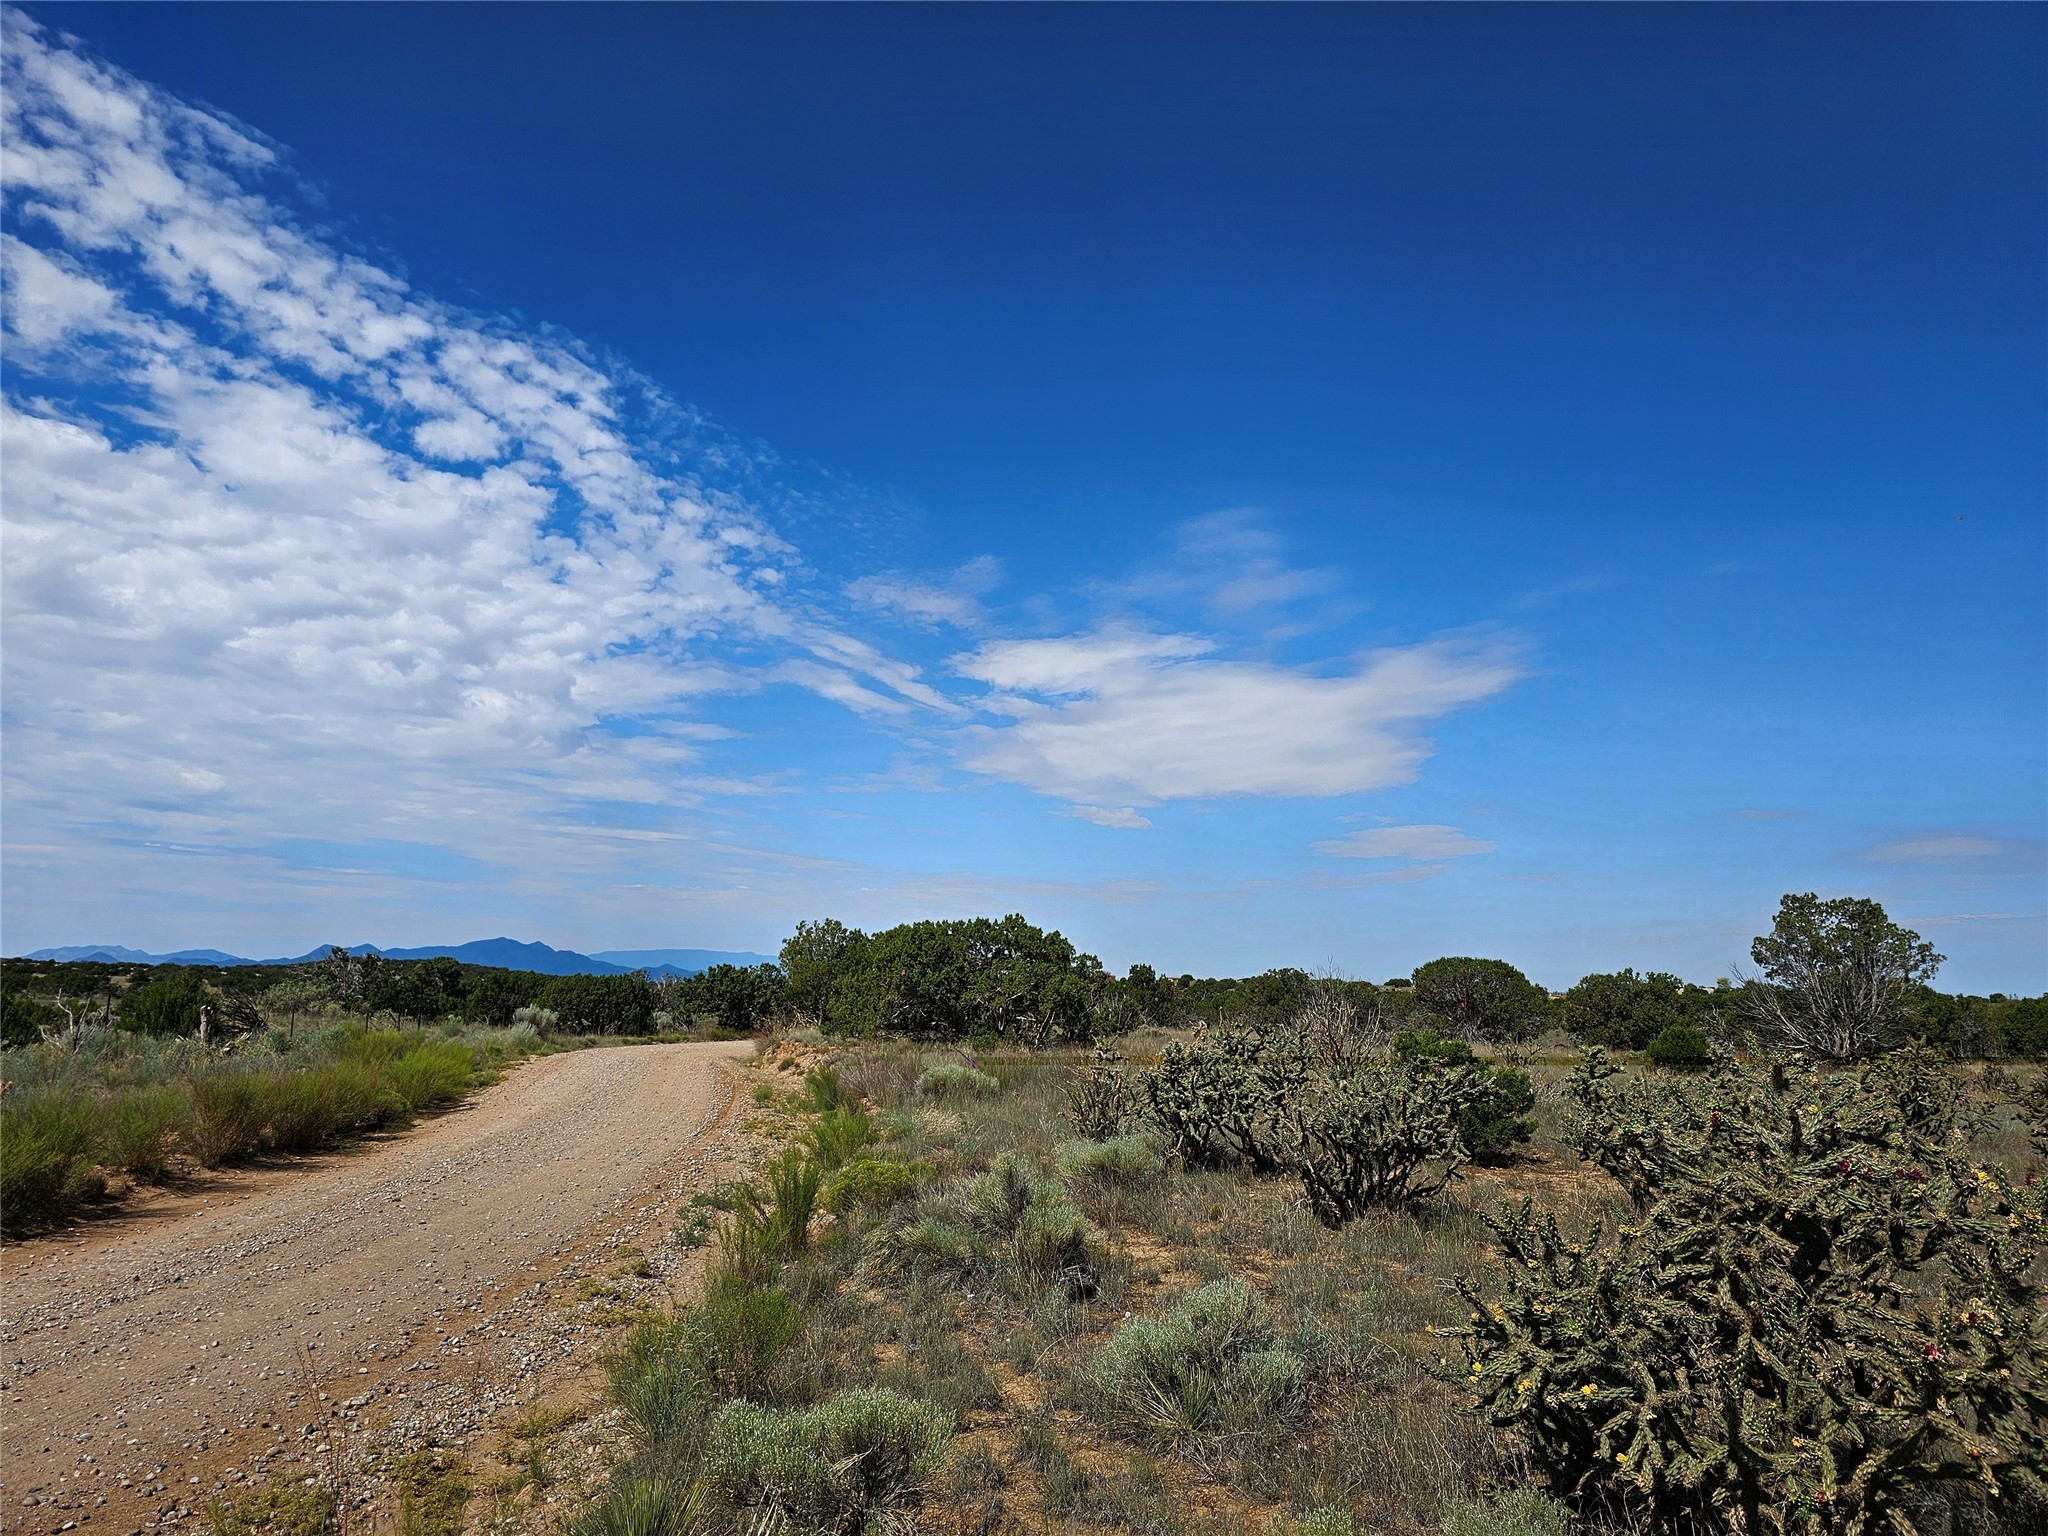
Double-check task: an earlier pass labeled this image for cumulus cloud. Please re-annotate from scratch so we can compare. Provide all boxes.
[1313,824,1497,861]
[951,626,1522,806]
[0,13,936,906]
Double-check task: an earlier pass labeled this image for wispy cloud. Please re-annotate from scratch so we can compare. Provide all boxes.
[1865,834,2044,869]
[1064,805,1154,830]
[846,555,1002,628]
[951,625,1522,808]
[0,13,936,915]
[1313,824,1497,861]
[1115,508,1344,632]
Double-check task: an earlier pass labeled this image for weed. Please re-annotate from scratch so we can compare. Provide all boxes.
[1439,1490,1572,1536]
[1087,1276,1306,1448]
[702,1387,951,1529]
[819,1155,922,1215]
[918,1062,1001,1098]
[205,1480,337,1536]
[1054,1132,1166,1183]
[392,1447,469,1536]
[800,1106,875,1170]
[0,1088,102,1230]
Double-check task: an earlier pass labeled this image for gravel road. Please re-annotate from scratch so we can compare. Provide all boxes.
[0,1040,755,1534]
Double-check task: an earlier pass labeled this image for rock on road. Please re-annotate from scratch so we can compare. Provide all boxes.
[1,1039,754,1534]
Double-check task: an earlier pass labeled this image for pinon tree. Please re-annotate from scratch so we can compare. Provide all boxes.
[1738,893,1943,1061]
[1453,1047,2047,1535]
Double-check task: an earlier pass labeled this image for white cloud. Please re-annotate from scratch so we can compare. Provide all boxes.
[1313,824,1497,861]
[0,12,934,912]
[1065,805,1153,830]
[1866,834,2042,867]
[846,555,1001,628]
[952,627,1521,805]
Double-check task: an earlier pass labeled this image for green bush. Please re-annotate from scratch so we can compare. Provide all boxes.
[1086,1276,1306,1444]
[1281,1513,1359,1536]
[610,1282,808,1460]
[702,1387,951,1528]
[1458,1048,2048,1534]
[187,1072,268,1166]
[566,1478,703,1536]
[0,1089,102,1231]
[1053,1133,1165,1183]
[967,1155,1099,1297]
[917,1062,1001,1098]
[1643,1022,1713,1070]
[1439,1490,1572,1536]
[798,1064,853,1114]
[119,969,207,1036]
[386,1038,475,1110]
[820,1156,923,1216]
[801,1106,876,1171]
[1392,1030,1535,1165]
[101,1082,191,1180]
[260,1062,404,1152]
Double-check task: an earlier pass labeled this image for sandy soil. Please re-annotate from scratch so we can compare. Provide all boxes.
[0,1039,756,1534]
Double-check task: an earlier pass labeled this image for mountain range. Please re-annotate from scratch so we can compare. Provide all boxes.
[21,939,774,978]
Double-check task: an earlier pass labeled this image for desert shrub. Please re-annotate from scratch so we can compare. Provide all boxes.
[566,1478,703,1536]
[801,1106,876,1170]
[186,1072,269,1165]
[386,1038,474,1110]
[1643,1022,1713,1070]
[1,988,65,1047]
[119,968,208,1036]
[798,1064,853,1114]
[1139,1020,1308,1172]
[701,1387,951,1529]
[1279,1512,1359,1536]
[206,1481,338,1536]
[820,1155,923,1216]
[1282,1058,1487,1225]
[1439,1490,1572,1536]
[510,1006,557,1031]
[721,1149,825,1260]
[337,1026,410,1068]
[1457,1049,2048,1534]
[967,1154,1100,1296]
[101,1082,192,1180]
[917,1062,1000,1098]
[1065,1046,1139,1138]
[1086,1276,1306,1445]
[1391,1030,1535,1165]
[261,1062,404,1152]
[875,1156,1100,1299]
[612,1283,808,1454]
[0,1088,102,1231]
[1053,1132,1165,1183]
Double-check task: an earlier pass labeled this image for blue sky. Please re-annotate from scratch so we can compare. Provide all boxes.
[2,4,2042,991]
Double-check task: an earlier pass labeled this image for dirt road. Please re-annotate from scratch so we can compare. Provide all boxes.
[1,1039,756,1534]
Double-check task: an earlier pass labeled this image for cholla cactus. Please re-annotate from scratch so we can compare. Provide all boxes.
[1280,1058,1486,1226]
[1455,1051,2048,1534]
[1138,1020,1309,1172]
[1065,1045,1139,1139]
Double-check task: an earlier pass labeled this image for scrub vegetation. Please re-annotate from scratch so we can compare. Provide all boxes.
[565,892,2043,1535]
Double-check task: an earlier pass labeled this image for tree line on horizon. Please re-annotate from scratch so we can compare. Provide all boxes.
[3,893,2043,1060]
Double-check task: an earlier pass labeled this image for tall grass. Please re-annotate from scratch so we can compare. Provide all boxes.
[0,1022,529,1234]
